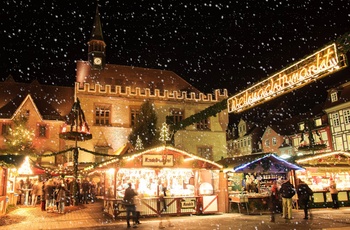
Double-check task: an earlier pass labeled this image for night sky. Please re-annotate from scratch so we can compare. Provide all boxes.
[1,1,350,118]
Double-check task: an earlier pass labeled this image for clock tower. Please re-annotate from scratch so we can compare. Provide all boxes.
[88,4,106,70]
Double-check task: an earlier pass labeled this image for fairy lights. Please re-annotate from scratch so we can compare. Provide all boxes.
[227,43,345,113]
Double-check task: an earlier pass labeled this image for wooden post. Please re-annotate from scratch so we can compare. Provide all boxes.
[218,170,228,213]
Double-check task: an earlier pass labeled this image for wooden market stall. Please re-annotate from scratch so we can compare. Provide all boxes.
[90,145,223,218]
[0,155,47,207]
[219,153,304,214]
[295,151,350,208]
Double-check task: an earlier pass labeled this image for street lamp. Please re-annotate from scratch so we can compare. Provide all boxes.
[59,98,92,205]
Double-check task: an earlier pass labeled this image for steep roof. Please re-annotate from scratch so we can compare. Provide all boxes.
[324,81,350,110]
[76,61,202,94]
[0,77,74,119]
[90,5,104,41]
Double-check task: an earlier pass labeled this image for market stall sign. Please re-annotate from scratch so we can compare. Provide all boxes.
[142,154,174,167]
[181,200,196,209]
[227,43,345,113]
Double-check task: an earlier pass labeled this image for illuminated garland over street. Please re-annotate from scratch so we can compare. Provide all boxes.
[36,147,117,158]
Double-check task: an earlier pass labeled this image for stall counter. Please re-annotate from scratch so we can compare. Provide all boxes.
[229,192,270,214]
[103,195,218,218]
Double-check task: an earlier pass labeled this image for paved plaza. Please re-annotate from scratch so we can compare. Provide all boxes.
[1,200,350,230]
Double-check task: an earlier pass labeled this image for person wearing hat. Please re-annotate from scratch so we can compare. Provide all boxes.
[123,183,138,228]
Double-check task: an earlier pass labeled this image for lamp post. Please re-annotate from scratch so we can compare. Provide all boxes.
[59,98,92,205]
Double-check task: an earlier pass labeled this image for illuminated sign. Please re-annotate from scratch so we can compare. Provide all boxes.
[142,154,174,167]
[228,43,344,113]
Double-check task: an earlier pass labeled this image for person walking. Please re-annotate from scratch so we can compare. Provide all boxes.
[123,183,138,228]
[297,179,313,219]
[329,178,339,209]
[280,179,295,220]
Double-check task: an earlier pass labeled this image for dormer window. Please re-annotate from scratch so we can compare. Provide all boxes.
[331,92,338,102]
[314,117,322,127]
[298,122,305,131]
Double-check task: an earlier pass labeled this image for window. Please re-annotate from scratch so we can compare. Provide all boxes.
[38,124,47,138]
[197,146,213,160]
[196,118,210,130]
[331,92,338,102]
[130,107,140,127]
[95,146,110,163]
[265,139,270,147]
[272,137,277,146]
[168,109,183,125]
[314,117,322,127]
[95,105,111,125]
[298,122,305,131]
[332,113,340,127]
[1,123,11,136]
[344,109,350,125]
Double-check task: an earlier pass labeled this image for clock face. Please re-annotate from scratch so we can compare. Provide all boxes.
[94,57,102,65]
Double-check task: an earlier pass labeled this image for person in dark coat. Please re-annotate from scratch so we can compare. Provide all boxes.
[280,179,295,220]
[297,179,313,219]
[123,183,138,228]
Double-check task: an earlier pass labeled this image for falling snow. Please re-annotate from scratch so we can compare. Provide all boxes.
[1,1,350,121]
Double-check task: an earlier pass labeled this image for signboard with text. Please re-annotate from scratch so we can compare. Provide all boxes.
[227,43,345,113]
[142,154,174,167]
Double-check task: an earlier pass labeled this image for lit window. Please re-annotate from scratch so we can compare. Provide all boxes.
[314,118,322,127]
[95,105,111,126]
[298,122,305,131]
[265,139,270,147]
[197,146,213,160]
[344,109,350,125]
[332,113,340,127]
[331,92,338,102]
[272,137,277,146]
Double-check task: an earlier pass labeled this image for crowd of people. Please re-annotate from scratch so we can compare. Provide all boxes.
[269,177,339,222]
[15,177,99,214]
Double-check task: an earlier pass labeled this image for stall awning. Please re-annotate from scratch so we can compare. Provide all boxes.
[295,151,350,167]
[233,153,304,173]
[0,154,47,175]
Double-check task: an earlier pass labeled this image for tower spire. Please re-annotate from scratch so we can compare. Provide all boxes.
[88,1,106,70]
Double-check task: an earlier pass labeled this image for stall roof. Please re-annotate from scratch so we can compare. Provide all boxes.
[0,154,47,175]
[122,145,223,170]
[217,153,271,170]
[87,145,223,171]
[295,151,350,167]
[232,153,304,173]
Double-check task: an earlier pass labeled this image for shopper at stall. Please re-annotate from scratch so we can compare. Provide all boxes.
[56,182,67,214]
[123,182,138,228]
[297,179,313,219]
[280,179,295,220]
[31,180,41,206]
[15,179,24,205]
[329,178,339,209]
